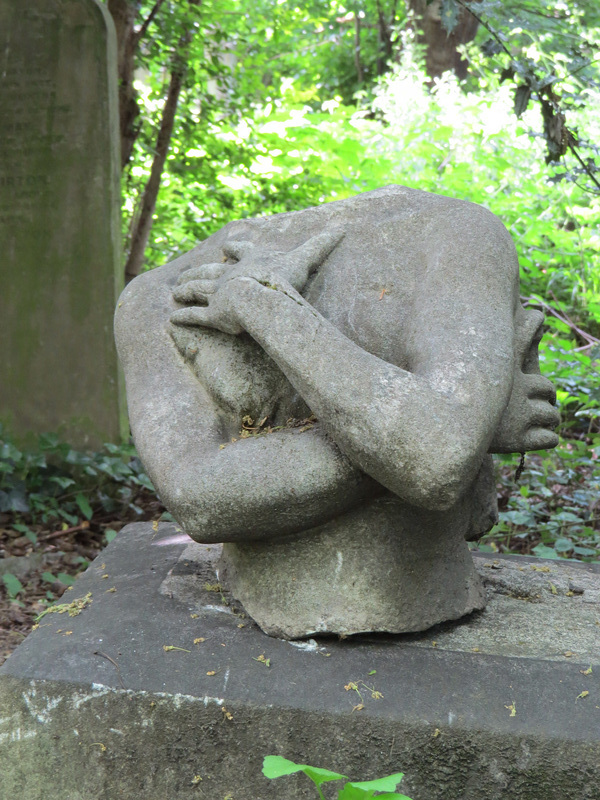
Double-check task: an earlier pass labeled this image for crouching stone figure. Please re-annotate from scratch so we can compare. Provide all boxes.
[115,186,559,638]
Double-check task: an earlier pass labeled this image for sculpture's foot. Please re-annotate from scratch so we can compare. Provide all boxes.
[218,496,486,639]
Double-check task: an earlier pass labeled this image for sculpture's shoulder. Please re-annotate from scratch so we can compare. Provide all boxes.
[210,186,515,260]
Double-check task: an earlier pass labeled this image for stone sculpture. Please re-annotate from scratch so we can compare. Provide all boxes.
[115,186,559,638]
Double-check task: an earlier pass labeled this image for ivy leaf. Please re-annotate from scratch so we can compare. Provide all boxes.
[2,573,24,599]
[481,38,503,57]
[514,84,532,118]
[440,0,460,35]
[532,543,560,560]
[75,493,93,520]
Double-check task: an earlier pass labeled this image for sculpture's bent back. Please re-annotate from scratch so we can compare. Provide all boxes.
[115,186,559,638]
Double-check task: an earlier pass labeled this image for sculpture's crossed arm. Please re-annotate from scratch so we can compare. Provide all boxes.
[116,204,558,542]
[115,244,380,543]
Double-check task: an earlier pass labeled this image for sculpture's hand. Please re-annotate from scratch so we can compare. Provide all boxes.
[170,230,344,334]
[489,308,560,453]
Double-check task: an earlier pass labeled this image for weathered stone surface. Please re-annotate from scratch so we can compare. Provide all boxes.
[1,523,599,800]
[0,0,125,448]
[218,497,486,638]
[116,187,558,636]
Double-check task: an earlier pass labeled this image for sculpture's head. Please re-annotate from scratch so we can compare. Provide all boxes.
[490,306,560,454]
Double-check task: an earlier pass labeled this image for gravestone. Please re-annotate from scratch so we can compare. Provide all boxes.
[0,0,125,448]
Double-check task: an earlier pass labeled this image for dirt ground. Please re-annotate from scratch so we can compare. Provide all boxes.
[0,490,164,667]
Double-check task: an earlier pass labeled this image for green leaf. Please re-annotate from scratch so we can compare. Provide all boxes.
[2,572,24,599]
[572,546,598,556]
[347,773,405,792]
[554,537,573,552]
[49,476,76,490]
[57,573,76,586]
[262,756,346,786]
[75,493,93,520]
[439,0,460,35]
[532,543,560,559]
[42,572,57,584]
[105,529,118,543]
[514,84,532,117]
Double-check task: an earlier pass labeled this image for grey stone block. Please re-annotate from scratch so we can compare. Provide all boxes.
[1,522,599,800]
[0,0,125,448]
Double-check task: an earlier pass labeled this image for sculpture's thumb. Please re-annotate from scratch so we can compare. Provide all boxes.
[285,229,345,289]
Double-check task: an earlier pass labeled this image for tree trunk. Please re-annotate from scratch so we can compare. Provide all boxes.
[107,0,140,169]
[407,0,479,79]
[123,0,201,283]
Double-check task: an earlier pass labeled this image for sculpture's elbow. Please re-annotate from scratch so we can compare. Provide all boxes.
[159,479,228,543]
[386,451,479,512]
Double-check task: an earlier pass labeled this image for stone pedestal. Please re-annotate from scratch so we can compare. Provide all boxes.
[1,522,599,800]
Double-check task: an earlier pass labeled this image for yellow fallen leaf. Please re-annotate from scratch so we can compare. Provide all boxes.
[222,707,233,720]
[581,666,593,676]
[92,742,107,752]
[548,582,558,595]
[152,520,159,531]
[206,670,217,676]
[163,645,191,653]
[191,775,202,785]
[505,702,517,717]
[190,613,199,619]
[194,637,206,644]
[433,728,441,738]
[576,691,589,701]
[352,703,364,712]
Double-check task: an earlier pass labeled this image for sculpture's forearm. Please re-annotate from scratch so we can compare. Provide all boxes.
[115,265,379,543]
[229,277,513,510]
[160,426,381,542]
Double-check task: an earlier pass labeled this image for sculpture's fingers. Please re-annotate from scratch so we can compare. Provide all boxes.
[170,307,214,327]
[525,374,556,405]
[523,426,559,452]
[526,398,560,429]
[177,263,226,285]
[286,229,345,278]
[515,308,544,370]
[223,240,254,262]
[172,280,216,304]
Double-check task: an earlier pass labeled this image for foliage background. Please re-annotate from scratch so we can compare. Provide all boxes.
[2,1,600,654]
[110,0,600,562]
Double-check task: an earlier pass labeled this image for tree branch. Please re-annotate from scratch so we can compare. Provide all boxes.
[354,11,364,83]
[135,0,169,45]
[124,0,201,282]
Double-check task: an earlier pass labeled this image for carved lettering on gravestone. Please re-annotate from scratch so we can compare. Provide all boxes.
[0,0,125,447]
